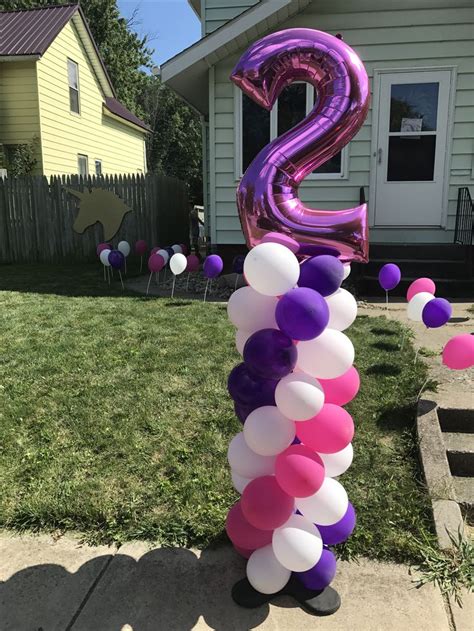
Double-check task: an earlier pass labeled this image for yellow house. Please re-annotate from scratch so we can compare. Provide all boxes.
[0,3,149,176]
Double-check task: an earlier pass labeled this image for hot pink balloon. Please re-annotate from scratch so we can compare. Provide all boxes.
[231,28,370,263]
[297,404,354,454]
[319,366,360,407]
[186,254,200,272]
[148,253,165,273]
[275,444,325,498]
[135,240,147,256]
[442,334,474,370]
[225,501,273,550]
[97,243,111,256]
[241,476,294,530]
[406,278,436,302]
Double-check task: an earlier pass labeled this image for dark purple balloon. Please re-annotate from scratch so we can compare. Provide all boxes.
[298,255,344,297]
[422,297,452,328]
[243,329,297,380]
[232,255,245,275]
[295,549,337,591]
[378,263,401,291]
[108,249,125,270]
[276,287,329,341]
[228,363,277,408]
[204,254,224,279]
[316,502,356,546]
[234,401,257,424]
[291,436,301,445]
[166,247,175,260]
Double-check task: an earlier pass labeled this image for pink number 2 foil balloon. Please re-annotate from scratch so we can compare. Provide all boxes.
[231,29,370,263]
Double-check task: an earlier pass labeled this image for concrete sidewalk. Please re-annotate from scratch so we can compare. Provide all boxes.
[1,533,471,631]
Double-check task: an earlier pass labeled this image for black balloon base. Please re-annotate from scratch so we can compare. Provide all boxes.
[232,575,341,616]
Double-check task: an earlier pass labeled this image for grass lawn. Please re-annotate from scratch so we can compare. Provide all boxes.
[0,264,437,563]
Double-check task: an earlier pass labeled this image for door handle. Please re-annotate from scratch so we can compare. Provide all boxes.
[377,148,382,164]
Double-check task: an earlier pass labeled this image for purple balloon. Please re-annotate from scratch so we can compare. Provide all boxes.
[228,363,277,408]
[276,287,329,341]
[316,502,356,546]
[378,263,401,291]
[232,255,245,275]
[243,329,297,380]
[298,255,344,297]
[234,401,258,424]
[422,298,452,328]
[166,247,175,260]
[108,249,125,270]
[295,549,337,591]
[204,254,224,279]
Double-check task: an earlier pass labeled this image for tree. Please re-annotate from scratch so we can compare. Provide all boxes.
[140,77,203,204]
[2,0,152,116]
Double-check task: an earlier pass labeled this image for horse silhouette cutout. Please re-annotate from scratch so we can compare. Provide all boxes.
[68,187,131,240]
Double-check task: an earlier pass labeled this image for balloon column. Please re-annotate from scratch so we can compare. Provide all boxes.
[226,242,359,613]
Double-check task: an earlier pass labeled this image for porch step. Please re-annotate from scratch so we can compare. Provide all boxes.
[445,433,474,477]
[365,259,471,279]
[359,275,474,298]
[369,243,469,261]
[438,408,474,434]
[453,476,474,509]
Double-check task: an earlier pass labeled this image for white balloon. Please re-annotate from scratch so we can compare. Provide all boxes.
[272,514,323,572]
[275,372,324,421]
[295,478,348,526]
[100,249,111,266]
[235,329,252,357]
[297,329,355,379]
[407,292,435,321]
[247,545,291,594]
[231,470,252,494]
[325,288,358,332]
[227,286,278,332]
[318,444,353,478]
[170,253,187,275]
[157,248,169,264]
[243,406,295,456]
[117,240,130,257]
[343,264,351,280]
[227,432,276,479]
[243,243,300,296]
[171,244,183,254]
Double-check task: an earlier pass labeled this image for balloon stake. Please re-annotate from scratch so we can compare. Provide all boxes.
[186,272,190,292]
[146,272,153,296]
[140,255,143,274]
[234,274,240,291]
[107,266,111,285]
[171,275,176,299]
[119,270,124,290]
[203,278,210,302]
[103,264,106,282]
[155,271,159,285]
[124,259,127,275]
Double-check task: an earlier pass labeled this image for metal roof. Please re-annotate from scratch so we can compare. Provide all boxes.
[104,97,151,132]
[0,4,79,56]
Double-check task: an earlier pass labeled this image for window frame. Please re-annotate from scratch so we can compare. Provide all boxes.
[68,58,80,115]
[94,159,102,176]
[78,154,88,176]
[235,84,348,181]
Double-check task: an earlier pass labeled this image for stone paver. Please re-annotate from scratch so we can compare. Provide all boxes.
[450,591,474,631]
[70,543,450,631]
[0,533,116,631]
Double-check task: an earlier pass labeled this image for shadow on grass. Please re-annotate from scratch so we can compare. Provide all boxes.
[366,363,402,377]
[370,341,400,352]
[376,404,416,431]
[370,327,398,337]
[449,317,470,323]
[165,301,193,308]
[0,544,299,630]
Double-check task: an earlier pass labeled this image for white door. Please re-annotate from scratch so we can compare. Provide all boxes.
[374,70,452,227]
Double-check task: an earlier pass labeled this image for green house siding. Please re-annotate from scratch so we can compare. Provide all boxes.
[204,0,259,34]
[208,3,474,245]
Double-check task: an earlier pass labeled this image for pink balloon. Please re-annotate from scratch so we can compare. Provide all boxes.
[442,334,474,370]
[231,28,370,263]
[186,254,200,272]
[241,476,294,530]
[135,240,147,256]
[233,545,254,559]
[319,366,360,407]
[148,253,165,273]
[97,243,111,256]
[297,404,354,454]
[151,246,161,255]
[180,243,189,255]
[406,278,436,302]
[275,444,325,498]
[226,501,273,550]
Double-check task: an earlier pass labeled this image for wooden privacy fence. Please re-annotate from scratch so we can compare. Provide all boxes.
[0,173,189,263]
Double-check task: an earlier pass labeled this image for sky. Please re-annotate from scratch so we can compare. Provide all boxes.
[117,0,201,69]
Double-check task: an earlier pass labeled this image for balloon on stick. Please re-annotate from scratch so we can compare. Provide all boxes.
[118,240,131,274]
[146,253,165,296]
[99,248,111,283]
[378,263,401,311]
[422,297,452,329]
[406,277,436,302]
[135,240,147,273]
[108,250,125,289]
[203,254,223,301]
[185,254,200,291]
[169,253,187,298]
[442,334,474,370]
[232,254,246,291]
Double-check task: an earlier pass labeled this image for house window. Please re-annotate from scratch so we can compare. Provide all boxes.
[78,154,88,176]
[68,59,80,114]
[238,84,346,179]
[95,159,102,175]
